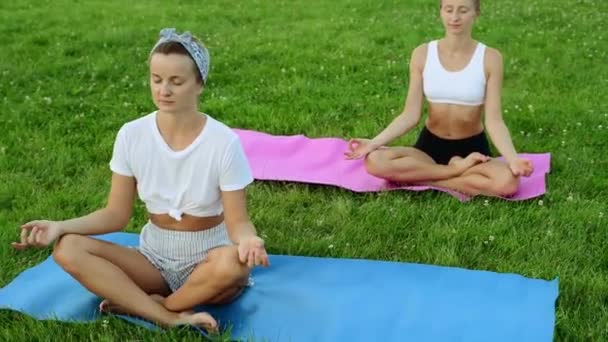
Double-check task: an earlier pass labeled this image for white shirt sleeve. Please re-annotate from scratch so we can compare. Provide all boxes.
[109,126,134,177]
[219,137,254,191]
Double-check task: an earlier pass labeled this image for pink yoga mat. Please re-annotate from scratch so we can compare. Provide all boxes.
[234,129,550,201]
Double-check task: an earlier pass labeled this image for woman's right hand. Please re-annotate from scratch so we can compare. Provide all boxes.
[344,138,380,160]
[11,220,64,250]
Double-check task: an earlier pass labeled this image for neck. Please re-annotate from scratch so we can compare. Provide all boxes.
[157,109,205,134]
[441,34,475,52]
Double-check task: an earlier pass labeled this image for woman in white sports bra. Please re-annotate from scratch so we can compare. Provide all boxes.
[11,28,269,332]
[345,0,533,197]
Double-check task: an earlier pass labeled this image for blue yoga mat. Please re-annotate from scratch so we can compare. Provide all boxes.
[0,233,558,341]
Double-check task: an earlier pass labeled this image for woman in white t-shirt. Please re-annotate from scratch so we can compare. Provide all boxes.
[12,28,268,331]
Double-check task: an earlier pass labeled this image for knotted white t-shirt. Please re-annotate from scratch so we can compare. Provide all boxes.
[110,112,253,220]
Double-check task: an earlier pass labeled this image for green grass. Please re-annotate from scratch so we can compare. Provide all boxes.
[1,0,607,340]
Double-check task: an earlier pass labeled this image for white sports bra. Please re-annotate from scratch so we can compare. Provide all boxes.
[422,40,487,106]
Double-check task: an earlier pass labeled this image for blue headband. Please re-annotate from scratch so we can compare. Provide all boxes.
[151,28,210,83]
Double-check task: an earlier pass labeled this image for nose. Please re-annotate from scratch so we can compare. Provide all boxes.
[159,82,172,96]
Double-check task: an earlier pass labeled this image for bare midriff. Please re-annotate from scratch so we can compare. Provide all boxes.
[149,212,224,231]
[425,102,484,139]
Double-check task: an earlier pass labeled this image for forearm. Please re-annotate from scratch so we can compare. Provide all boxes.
[58,207,129,236]
[371,113,419,147]
[486,120,518,162]
[226,220,258,244]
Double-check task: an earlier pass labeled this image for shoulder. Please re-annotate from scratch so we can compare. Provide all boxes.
[117,112,155,137]
[204,115,240,147]
[483,45,503,71]
[410,43,429,69]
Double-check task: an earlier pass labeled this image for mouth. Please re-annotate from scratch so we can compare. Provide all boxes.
[158,100,175,105]
[449,24,461,29]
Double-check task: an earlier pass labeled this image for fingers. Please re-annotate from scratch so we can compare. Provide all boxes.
[344,151,362,160]
[525,160,534,176]
[20,226,29,243]
[239,238,270,268]
[12,227,30,249]
[27,226,38,245]
[250,249,270,268]
[259,249,270,267]
[509,165,519,177]
[467,153,489,164]
[21,221,35,229]
[12,225,36,250]
[243,247,270,268]
[513,160,533,177]
[238,246,248,263]
[11,242,28,250]
[344,140,364,160]
[247,249,255,268]
[35,228,45,245]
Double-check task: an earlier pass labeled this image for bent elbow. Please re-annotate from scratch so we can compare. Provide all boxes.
[104,207,131,231]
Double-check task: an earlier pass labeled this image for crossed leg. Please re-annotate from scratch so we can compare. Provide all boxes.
[364,147,519,197]
[430,156,519,197]
[53,234,218,331]
[162,245,250,312]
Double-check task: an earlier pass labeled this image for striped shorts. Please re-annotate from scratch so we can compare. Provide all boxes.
[136,220,233,292]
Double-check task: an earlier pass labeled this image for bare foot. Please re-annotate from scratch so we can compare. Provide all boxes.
[99,295,217,332]
[172,311,218,332]
[450,152,489,173]
[99,294,165,314]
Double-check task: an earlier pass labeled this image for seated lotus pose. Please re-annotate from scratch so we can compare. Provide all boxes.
[345,0,533,197]
[12,28,269,331]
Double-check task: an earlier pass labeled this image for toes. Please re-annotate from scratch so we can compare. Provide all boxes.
[193,312,218,332]
[99,300,109,312]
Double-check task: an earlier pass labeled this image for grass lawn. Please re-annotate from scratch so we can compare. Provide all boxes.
[1,0,607,340]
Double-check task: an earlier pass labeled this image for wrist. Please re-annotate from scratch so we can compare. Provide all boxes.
[504,155,518,164]
[369,139,383,149]
[236,231,257,244]
[55,221,67,236]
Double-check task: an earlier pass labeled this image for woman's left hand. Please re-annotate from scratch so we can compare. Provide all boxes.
[509,157,534,177]
[238,236,270,268]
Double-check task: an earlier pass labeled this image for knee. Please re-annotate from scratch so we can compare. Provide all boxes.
[364,151,387,177]
[492,174,520,196]
[52,234,87,274]
[206,247,249,287]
